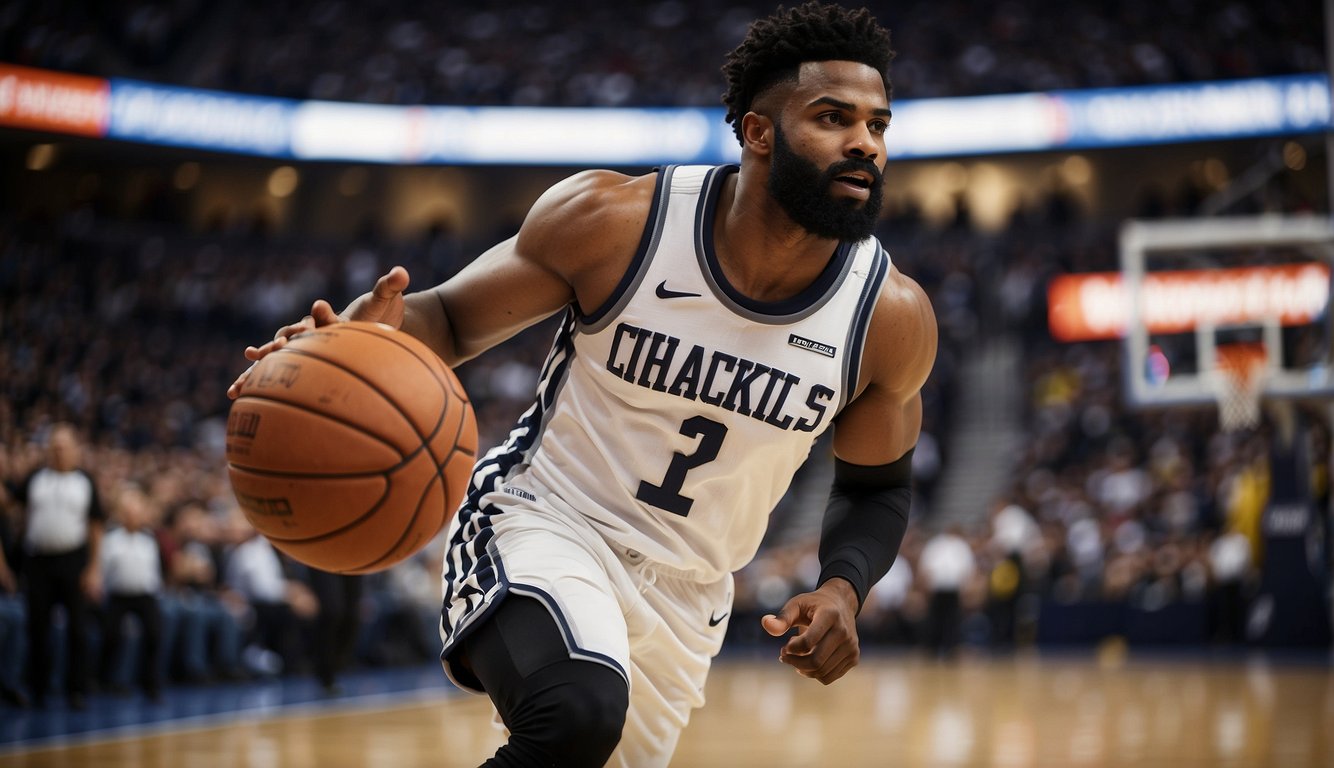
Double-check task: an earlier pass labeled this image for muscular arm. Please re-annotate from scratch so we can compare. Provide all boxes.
[354,170,656,366]
[763,267,938,684]
[832,268,938,466]
[230,170,657,397]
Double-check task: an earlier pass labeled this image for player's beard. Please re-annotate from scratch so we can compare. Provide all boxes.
[767,124,884,242]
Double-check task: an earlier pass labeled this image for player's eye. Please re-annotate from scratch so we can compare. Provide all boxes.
[870,120,889,135]
[818,112,844,126]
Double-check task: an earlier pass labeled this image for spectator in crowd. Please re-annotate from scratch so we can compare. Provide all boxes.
[1207,528,1253,645]
[360,550,442,667]
[0,495,26,707]
[919,524,976,659]
[858,532,920,646]
[97,482,165,703]
[222,508,316,677]
[11,423,105,709]
[160,502,245,682]
[985,502,1039,647]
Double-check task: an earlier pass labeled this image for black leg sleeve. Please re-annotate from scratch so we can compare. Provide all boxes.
[458,596,629,768]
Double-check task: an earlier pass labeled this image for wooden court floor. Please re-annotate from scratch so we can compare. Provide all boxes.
[3,653,1331,768]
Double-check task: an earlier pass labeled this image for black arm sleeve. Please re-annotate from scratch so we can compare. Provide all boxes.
[816,449,913,612]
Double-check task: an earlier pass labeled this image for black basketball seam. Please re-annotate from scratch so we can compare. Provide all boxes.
[287,326,461,481]
[241,472,392,548]
[263,346,431,451]
[300,324,473,535]
[233,420,445,543]
[349,471,445,573]
[227,396,405,475]
[292,325,461,556]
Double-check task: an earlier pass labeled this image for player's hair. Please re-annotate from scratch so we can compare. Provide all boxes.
[721,3,894,145]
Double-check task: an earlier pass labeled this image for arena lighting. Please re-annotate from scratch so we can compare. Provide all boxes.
[0,64,1328,163]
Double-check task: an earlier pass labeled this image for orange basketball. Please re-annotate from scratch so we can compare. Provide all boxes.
[226,321,477,574]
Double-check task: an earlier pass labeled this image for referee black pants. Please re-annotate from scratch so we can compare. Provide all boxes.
[25,548,92,702]
[100,593,162,697]
[307,571,361,688]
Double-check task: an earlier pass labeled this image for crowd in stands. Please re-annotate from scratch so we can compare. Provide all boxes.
[734,152,1333,654]
[2,0,1323,107]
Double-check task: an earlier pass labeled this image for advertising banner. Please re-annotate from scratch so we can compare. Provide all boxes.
[1048,264,1332,341]
[108,79,293,156]
[0,64,108,136]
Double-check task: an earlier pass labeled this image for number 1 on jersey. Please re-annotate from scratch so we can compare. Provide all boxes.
[636,416,728,516]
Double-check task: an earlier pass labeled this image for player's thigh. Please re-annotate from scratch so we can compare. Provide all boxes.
[443,502,635,687]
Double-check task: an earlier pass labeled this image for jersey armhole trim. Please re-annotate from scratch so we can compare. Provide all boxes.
[578,166,675,332]
[836,243,890,416]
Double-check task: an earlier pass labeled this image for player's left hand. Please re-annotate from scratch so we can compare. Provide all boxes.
[227,267,411,399]
[761,578,860,685]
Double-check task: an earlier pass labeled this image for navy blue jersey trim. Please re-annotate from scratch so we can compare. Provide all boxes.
[579,166,673,327]
[440,310,580,643]
[508,584,629,682]
[695,165,856,322]
[837,244,889,415]
[440,554,630,689]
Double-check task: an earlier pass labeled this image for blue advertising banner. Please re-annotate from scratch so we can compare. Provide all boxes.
[1054,74,1330,150]
[32,72,1326,164]
[108,79,295,156]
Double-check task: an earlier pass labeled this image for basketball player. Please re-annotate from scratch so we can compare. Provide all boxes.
[230,4,934,765]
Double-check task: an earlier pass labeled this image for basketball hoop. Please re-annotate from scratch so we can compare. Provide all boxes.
[1211,343,1268,432]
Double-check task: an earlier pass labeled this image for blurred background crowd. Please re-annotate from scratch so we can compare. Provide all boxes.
[1,0,1331,710]
[2,0,1322,105]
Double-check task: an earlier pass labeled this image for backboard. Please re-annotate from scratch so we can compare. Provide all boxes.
[1118,215,1334,416]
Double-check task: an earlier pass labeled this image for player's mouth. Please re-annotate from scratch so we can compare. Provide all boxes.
[832,171,873,200]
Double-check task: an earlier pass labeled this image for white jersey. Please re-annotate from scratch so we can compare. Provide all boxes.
[456,164,890,581]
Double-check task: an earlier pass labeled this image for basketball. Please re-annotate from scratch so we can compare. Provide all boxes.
[225,321,477,574]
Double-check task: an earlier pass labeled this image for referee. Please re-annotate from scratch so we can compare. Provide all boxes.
[14,424,105,709]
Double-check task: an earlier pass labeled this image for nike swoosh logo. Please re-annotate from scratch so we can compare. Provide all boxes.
[708,611,729,627]
[655,280,701,300]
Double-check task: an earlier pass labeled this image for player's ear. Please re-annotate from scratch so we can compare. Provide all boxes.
[741,112,773,156]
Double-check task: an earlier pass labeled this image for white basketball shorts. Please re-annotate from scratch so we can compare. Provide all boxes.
[439,477,734,768]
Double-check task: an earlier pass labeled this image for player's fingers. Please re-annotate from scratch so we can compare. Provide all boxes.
[787,638,853,679]
[814,653,858,686]
[368,267,409,305]
[227,366,253,400]
[783,610,835,656]
[380,265,411,294]
[247,336,286,362]
[310,300,342,326]
[761,613,790,637]
[272,316,311,342]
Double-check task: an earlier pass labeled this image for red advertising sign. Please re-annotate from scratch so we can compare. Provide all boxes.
[1048,264,1331,341]
[0,64,109,136]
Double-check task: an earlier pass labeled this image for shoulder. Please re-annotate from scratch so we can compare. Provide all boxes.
[517,170,659,257]
[514,168,661,304]
[862,257,937,398]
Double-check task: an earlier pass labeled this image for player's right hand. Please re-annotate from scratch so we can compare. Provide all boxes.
[227,266,411,399]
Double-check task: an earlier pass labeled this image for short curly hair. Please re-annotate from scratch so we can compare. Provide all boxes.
[721,3,894,145]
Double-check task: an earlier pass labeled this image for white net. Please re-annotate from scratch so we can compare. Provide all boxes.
[1211,344,1267,432]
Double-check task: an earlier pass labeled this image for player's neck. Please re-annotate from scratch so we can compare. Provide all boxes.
[715,171,841,303]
